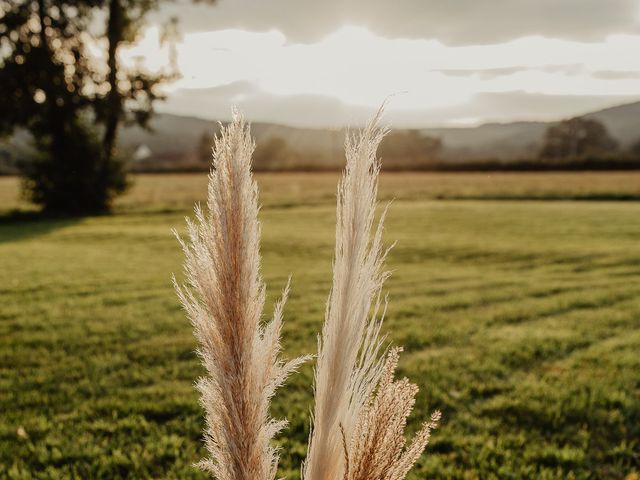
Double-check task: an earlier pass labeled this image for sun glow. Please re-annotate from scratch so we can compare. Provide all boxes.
[121,25,640,119]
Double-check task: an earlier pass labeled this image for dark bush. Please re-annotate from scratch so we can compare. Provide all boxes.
[20,120,129,214]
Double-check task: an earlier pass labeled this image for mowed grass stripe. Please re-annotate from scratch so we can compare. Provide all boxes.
[1,176,639,479]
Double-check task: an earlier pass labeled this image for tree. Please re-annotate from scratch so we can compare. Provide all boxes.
[253,136,297,170]
[378,130,441,169]
[197,130,215,164]
[0,0,191,213]
[630,139,640,159]
[97,0,174,174]
[1,0,119,212]
[539,117,618,161]
[22,118,128,212]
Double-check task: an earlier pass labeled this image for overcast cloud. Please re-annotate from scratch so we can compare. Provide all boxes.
[130,0,640,127]
[160,82,638,128]
[157,0,640,45]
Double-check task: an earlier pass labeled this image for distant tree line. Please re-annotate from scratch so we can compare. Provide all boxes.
[539,117,617,160]
[189,118,638,172]
[440,117,640,172]
[191,129,443,172]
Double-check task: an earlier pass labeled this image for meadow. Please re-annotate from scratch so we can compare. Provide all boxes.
[1,172,639,479]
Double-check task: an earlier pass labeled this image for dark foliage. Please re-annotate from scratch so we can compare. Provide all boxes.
[20,119,128,214]
[197,131,215,164]
[0,0,179,213]
[539,117,618,161]
[379,130,442,168]
[630,139,640,158]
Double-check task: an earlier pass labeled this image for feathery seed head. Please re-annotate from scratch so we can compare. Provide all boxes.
[175,112,307,480]
[304,105,439,480]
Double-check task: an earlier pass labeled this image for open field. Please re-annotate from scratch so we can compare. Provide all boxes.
[2,171,640,214]
[1,172,639,479]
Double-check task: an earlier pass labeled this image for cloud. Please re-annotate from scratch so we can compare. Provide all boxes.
[134,27,640,105]
[159,83,638,128]
[125,11,640,126]
[438,67,528,79]
[152,0,640,45]
[159,82,370,127]
[419,91,639,125]
[437,64,594,80]
[592,70,640,79]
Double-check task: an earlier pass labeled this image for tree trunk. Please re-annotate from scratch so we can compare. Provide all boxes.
[103,0,124,165]
[36,0,66,167]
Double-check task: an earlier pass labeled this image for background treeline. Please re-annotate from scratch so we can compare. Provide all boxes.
[1,98,639,178]
[2,118,639,175]
[5,102,637,175]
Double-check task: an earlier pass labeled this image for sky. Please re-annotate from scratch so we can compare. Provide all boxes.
[122,0,640,128]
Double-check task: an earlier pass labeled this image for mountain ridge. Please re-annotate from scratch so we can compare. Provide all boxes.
[2,100,638,172]
[120,100,639,164]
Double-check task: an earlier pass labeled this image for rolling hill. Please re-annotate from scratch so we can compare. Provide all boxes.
[120,100,639,166]
[2,100,638,173]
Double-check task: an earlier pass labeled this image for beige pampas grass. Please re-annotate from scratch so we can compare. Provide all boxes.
[174,112,307,480]
[342,348,442,480]
[303,106,440,480]
[302,108,390,480]
[175,107,439,480]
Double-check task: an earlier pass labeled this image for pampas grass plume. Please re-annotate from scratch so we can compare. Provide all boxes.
[174,112,308,480]
[303,106,440,480]
[175,106,439,480]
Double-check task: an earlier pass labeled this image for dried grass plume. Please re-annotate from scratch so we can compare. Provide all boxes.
[303,106,440,480]
[175,107,439,480]
[174,112,307,480]
[342,347,442,480]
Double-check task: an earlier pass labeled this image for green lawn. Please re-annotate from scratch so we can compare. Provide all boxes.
[1,173,639,479]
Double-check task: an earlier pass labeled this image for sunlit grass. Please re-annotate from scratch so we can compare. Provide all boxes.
[1,173,639,478]
[3,171,640,214]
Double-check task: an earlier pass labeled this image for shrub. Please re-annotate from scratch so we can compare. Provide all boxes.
[20,118,128,214]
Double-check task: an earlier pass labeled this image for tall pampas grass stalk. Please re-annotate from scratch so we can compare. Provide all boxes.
[174,112,307,480]
[303,106,440,480]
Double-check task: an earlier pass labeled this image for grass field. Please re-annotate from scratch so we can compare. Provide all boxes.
[3,171,640,214]
[1,172,639,479]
